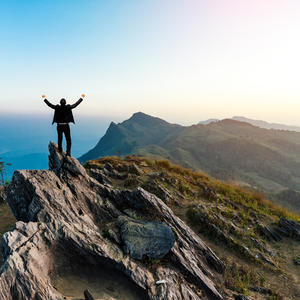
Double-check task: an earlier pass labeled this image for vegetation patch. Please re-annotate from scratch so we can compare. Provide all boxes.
[84,155,300,298]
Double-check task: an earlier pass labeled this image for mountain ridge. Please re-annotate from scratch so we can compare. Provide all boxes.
[79,112,300,213]
[199,116,300,132]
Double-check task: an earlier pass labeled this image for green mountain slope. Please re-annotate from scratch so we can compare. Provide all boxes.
[79,112,300,212]
[84,156,300,299]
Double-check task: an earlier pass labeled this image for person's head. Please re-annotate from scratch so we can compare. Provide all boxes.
[60,98,66,106]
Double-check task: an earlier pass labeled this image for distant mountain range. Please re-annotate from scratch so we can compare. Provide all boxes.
[198,118,219,125]
[200,116,300,132]
[79,112,300,212]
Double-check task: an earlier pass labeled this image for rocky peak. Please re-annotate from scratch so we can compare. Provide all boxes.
[0,142,226,300]
[48,142,87,176]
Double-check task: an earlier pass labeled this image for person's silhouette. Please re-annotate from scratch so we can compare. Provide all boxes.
[42,94,85,156]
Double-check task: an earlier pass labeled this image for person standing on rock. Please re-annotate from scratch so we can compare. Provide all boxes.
[42,94,85,156]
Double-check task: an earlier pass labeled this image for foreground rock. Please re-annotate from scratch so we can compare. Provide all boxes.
[117,216,175,260]
[0,142,225,300]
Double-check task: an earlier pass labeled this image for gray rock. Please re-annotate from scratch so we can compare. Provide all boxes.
[104,162,114,172]
[257,253,275,266]
[104,167,128,180]
[48,142,87,176]
[0,142,225,300]
[257,223,282,242]
[279,218,300,240]
[117,216,175,260]
[84,289,95,300]
[89,168,112,185]
[143,181,173,204]
[250,237,273,256]
[249,286,272,295]
[128,163,143,175]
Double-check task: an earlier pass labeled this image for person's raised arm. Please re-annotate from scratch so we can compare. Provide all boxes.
[70,93,85,109]
[42,95,56,109]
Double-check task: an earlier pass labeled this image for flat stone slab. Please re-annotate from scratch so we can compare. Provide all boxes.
[117,216,175,260]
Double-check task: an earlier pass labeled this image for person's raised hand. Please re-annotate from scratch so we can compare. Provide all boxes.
[42,94,46,99]
[81,93,86,99]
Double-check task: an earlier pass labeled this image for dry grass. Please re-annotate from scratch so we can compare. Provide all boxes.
[153,159,300,222]
[86,156,300,222]
[84,155,300,298]
[0,202,15,264]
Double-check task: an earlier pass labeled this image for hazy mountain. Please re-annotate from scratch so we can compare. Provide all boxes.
[199,116,300,132]
[79,112,182,162]
[232,116,300,132]
[198,118,219,125]
[80,112,300,212]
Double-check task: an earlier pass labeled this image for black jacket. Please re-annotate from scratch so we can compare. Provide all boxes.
[44,98,83,124]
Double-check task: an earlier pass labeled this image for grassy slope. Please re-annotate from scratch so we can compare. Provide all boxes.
[85,156,300,299]
[79,114,300,213]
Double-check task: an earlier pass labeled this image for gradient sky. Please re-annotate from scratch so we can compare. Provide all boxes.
[1,0,300,125]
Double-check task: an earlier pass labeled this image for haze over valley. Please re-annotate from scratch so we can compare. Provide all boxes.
[0,114,109,178]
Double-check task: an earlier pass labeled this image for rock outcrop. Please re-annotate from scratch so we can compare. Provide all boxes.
[0,142,226,300]
[279,217,300,240]
[116,216,175,260]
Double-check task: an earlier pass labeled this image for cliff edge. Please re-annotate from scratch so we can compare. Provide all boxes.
[0,142,225,300]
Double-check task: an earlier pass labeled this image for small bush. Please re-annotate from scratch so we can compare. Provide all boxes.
[224,260,260,293]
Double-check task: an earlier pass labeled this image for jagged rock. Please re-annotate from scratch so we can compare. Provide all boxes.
[128,163,143,175]
[250,238,273,256]
[279,218,300,240]
[143,181,173,204]
[117,216,175,260]
[84,289,95,300]
[0,142,226,300]
[88,168,112,185]
[274,226,289,237]
[257,253,275,266]
[257,223,282,242]
[103,167,128,180]
[116,163,129,172]
[249,286,272,295]
[106,228,121,245]
[104,162,114,172]
[49,142,87,176]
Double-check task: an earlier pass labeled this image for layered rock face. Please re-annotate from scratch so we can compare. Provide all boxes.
[0,143,226,300]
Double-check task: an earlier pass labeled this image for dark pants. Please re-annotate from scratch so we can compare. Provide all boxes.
[57,124,71,155]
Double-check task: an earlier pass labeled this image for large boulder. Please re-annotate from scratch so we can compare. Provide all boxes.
[0,142,225,300]
[117,216,175,260]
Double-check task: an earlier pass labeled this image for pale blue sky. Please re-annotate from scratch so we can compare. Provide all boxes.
[1,0,300,125]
